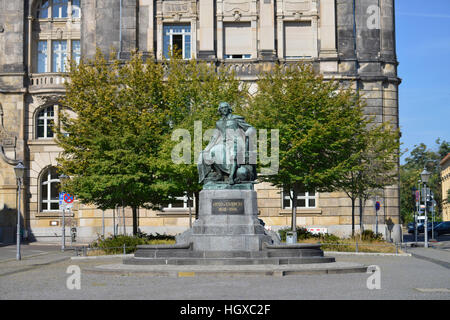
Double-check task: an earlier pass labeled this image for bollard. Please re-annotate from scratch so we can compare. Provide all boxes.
[123,244,126,255]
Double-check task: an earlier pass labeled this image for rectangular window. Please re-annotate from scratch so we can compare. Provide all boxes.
[53,0,68,18]
[284,21,315,59]
[282,189,317,209]
[71,40,81,66]
[52,40,68,72]
[164,194,195,210]
[72,0,81,18]
[37,41,48,73]
[224,22,252,59]
[163,24,191,59]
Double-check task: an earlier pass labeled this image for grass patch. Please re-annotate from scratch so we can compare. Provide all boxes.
[297,238,399,253]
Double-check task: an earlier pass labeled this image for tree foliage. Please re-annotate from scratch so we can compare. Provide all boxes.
[400,139,449,223]
[245,63,380,230]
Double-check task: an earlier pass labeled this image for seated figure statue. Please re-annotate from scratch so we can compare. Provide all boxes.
[197,102,257,188]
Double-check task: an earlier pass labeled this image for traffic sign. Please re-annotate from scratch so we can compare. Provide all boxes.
[59,192,74,210]
[64,193,74,204]
[375,201,381,211]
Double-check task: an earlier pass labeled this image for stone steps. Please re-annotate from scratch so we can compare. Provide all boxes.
[123,256,335,266]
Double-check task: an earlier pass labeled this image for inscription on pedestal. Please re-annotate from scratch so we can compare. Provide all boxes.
[212,199,245,215]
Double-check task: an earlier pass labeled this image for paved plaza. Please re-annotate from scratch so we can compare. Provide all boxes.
[0,241,449,300]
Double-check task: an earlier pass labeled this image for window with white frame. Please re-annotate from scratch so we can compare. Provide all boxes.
[282,188,317,209]
[37,0,80,20]
[224,22,252,59]
[52,0,69,18]
[163,24,191,59]
[164,194,195,210]
[36,105,56,139]
[37,41,48,73]
[41,167,60,211]
[34,0,81,73]
[52,40,68,72]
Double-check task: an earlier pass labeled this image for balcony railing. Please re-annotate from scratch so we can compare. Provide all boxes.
[29,73,68,91]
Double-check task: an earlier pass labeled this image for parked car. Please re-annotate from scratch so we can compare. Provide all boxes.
[430,221,450,237]
[408,222,435,234]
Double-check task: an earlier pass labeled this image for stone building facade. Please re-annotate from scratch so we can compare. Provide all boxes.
[0,0,400,243]
[441,154,450,222]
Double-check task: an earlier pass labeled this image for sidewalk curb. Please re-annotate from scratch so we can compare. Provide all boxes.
[324,251,412,257]
[71,254,134,260]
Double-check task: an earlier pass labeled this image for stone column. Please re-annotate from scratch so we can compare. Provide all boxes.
[216,3,224,61]
[198,0,215,59]
[319,0,337,58]
[319,0,338,72]
[139,0,154,57]
[156,17,163,60]
[259,0,276,60]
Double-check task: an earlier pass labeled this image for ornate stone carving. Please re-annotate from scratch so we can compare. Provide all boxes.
[223,1,250,14]
[284,0,311,13]
[163,1,190,14]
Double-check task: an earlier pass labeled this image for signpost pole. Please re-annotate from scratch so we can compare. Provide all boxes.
[375,197,379,234]
[62,206,65,252]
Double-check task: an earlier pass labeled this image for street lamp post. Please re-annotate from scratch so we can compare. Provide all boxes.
[14,162,25,261]
[420,168,431,248]
[59,174,69,252]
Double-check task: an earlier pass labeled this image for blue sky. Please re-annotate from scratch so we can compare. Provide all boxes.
[396,0,450,163]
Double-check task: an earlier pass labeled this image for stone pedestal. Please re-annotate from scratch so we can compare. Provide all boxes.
[187,190,272,251]
[126,189,334,266]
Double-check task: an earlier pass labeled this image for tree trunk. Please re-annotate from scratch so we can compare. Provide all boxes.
[359,197,363,236]
[194,191,199,220]
[351,197,355,237]
[187,194,192,228]
[291,189,297,232]
[132,206,138,235]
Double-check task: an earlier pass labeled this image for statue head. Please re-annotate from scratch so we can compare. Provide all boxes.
[218,102,232,116]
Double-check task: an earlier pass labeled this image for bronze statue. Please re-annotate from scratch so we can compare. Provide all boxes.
[197,102,256,188]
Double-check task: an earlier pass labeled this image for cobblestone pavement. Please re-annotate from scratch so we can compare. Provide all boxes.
[0,249,449,300]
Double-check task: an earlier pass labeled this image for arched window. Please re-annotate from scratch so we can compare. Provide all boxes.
[36,105,55,139]
[33,0,81,73]
[41,167,60,211]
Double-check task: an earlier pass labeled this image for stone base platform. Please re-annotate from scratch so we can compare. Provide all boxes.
[87,261,367,277]
[123,243,334,265]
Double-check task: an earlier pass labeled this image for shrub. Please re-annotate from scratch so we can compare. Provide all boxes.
[90,232,176,254]
[136,231,176,241]
[278,227,317,242]
[359,230,384,242]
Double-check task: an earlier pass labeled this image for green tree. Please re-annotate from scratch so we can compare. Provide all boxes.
[246,63,369,232]
[400,139,449,223]
[57,50,171,235]
[338,121,400,236]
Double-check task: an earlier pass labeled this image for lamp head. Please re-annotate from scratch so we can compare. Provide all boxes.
[420,168,431,183]
[14,162,25,180]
